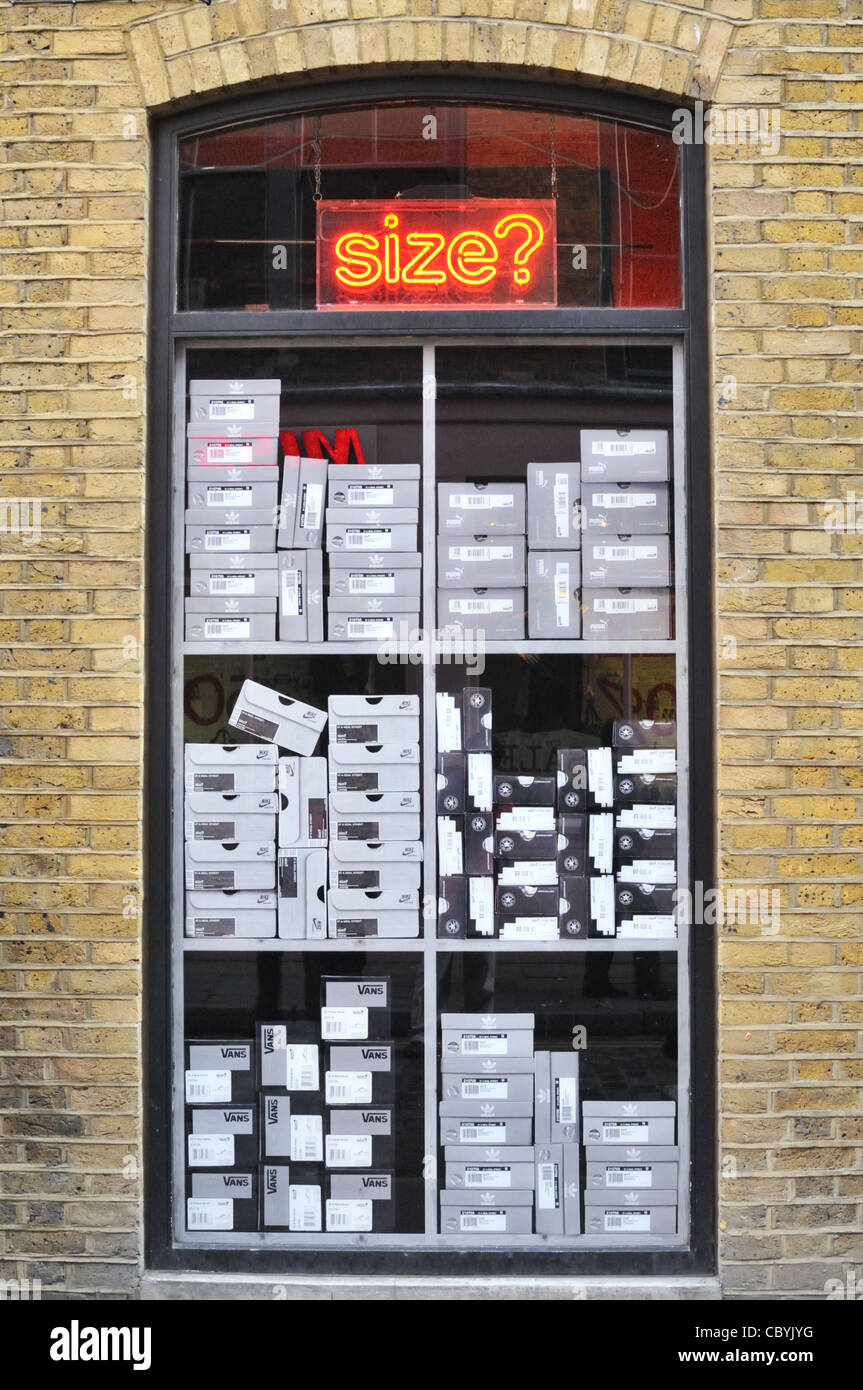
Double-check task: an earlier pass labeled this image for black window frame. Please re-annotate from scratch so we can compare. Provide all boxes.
[145,75,715,1277]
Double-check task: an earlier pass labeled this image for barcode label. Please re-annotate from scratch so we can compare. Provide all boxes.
[347,485,393,506]
[537,1161,558,1210]
[187,1198,232,1229]
[345,618,396,638]
[607,1167,652,1187]
[605,1211,651,1231]
[206,443,254,463]
[203,618,251,639]
[208,400,254,420]
[460,1211,507,1231]
[299,481,323,533]
[592,492,657,507]
[187,1134,235,1166]
[450,494,513,508]
[346,528,392,549]
[450,599,513,614]
[324,1071,372,1105]
[184,1070,231,1104]
[601,1122,649,1142]
[450,545,513,562]
[209,573,255,595]
[289,1184,321,1231]
[556,1076,578,1125]
[206,487,252,506]
[461,1079,506,1098]
[326,1199,373,1231]
[595,545,659,561]
[321,1007,368,1039]
[290,1115,323,1162]
[281,566,301,617]
[204,530,250,550]
[325,1135,372,1167]
[461,1034,506,1055]
[593,598,658,614]
[554,473,570,538]
[555,562,570,627]
[592,440,656,456]
[348,574,395,594]
[285,1044,318,1092]
[465,1166,510,1187]
[459,1123,505,1142]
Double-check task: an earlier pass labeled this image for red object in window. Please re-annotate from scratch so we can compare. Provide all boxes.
[280,428,367,466]
[317,200,557,310]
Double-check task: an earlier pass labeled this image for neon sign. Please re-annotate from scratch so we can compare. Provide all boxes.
[317,200,557,309]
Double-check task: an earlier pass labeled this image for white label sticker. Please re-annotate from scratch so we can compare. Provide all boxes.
[347,572,395,595]
[206,487,253,507]
[591,439,656,456]
[467,753,493,812]
[601,1121,649,1142]
[460,1078,507,1099]
[498,918,558,940]
[290,1114,323,1162]
[458,1122,506,1142]
[554,561,571,627]
[450,493,514,509]
[590,875,615,937]
[553,473,570,538]
[450,545,514,562]
[281,565,301,617]
[556,1077,578,1126]
[465,1166,511,1187]
[299,482,323,534]
[594,544,659,561]
[618,860,677,885]
[326,1199,373,1231]
[184,1070,231,1104]
[604,1211,651,1231]
[285,1044,319,1091]
[325,1134,373,1167]
[345,617,396,639]
[208,572,256,595]
[616,805,677,829]
[347,485,393,506]
[204,530,251,551]
[589,813,614,874]
[537,1160,558,1210]
[321,1006,368,1040]
[208,399,254,420]
[187,1198,233,1229]
[587,747,613,808]
[497,807,555,831]
[593,597,659,615]
[460,1211,507,1231]
[325,1071,373,1105]
[187,1133,235,1166]
[617,749,677,774]
[289,1184,321,1231]
[606,1167,654,1187]
[496,861,557,886]
[346,528,391,549]
[592,492,657,507]
[449,598,513,615]
[203,618,251,640]
[206,442,254,463]
[616,914,677,938]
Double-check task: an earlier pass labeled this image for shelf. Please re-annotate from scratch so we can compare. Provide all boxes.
[183,639,677,658]
[182,936,679,952]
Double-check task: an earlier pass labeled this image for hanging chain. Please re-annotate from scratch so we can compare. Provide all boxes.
[550,113,559,200]
[312,115,322,202]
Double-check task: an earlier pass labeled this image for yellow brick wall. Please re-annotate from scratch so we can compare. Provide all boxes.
[0,0,859,1298]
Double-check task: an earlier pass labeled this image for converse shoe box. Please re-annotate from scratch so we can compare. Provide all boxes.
[185,890,277,940]
[585,1146,680,1192]
[190,552,279,599]
[583,483,670,535]
[328,551,421,600]
[278,757,328,847]
[556,748,588,813]
[438,483,526,535]
[184,598,276,643]
[327,839,422,892]
[582,1100,676,1147]
[557,814,588,875]
[438,588,525,641]
[437,535,526,589]
[464,811,494,876]
[327,1042,394,1105]
[584,1189,677,1235]
[583,536,671,589]
[185,743,277,796]
[321,977,391,1042]
[328,740,421,796]
[614,880,677,924]
[327,888,419,939]
[438,875,467,938]
[526,463,582,549]
[277,847,327,939]
[494,775,555,809]
[257,1026,320,1091]
[440,1191,533,1234]
[437,753,466,814]
[189,378,281,426]
[579,428,669,483]
[187,1171,258,1232]
[613,771,677,806]
[325,1108,394,1169]
[185,1040,255,1105]
[184,840,276,892]
[229,679,327,757]
[328,463,420,510]
[187,425,279,469]
[581,588,673,641]
[462,687,492,752]
[187,1104,257,1168]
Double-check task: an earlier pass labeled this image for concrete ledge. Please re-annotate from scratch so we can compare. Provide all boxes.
[140,1274,721,1301]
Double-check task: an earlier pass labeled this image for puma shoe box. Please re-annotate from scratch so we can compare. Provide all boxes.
[437,588,525,641]
[527,552,580,639]
[437,535,526,589]
[257,1026,320,1092]
[579,429,669,484]
[438,482,526,535]
[185,1040,255,1106]
[582,535,671,589]
[326,1172,395,1232]
[581,588,673,641]
[187,1170,258,1232]
[526,464,581,550]
[189,378,281,428]
[582,483,670,535]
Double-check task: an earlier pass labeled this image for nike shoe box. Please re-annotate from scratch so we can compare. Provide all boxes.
[438,482,526,535]
[185,1040,255,1105]
[184,743,277,796]
[228,679,327,757]
[189,552,279,599]
[278,757,328,847]
[327,838,422,892]
[327,888,419,939]
[579,428,669,483]
[328,551,421,600]
[189,378,281,427]
[581,588,673,641]
[437,535,526,589]
[328,694,420,746]
[526,463,581,549]
[185,796,276,844]
[187,1171,258,1232]
[184,839,276,892]
[277,847,327,939]
[328,463,419,510]
[329,792,420,844]
[328,741,420,795]
[185,890,277,940]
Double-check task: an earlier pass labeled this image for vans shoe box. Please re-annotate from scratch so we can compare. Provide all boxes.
[229,679,327,757]
[326,1172,395,1232]
[327,1042,395,1105]
[185,1040,255,1105]
[186,1104,257,1168]
[259,1093,325,1163]
[187,1170,258,1231]
[260,1165,323,1232]
[321,976,391,1042]
[326,1107,394,1169]
[257,1026,320,1091]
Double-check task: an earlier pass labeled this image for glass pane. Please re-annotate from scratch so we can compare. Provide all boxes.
[178,104,681,310]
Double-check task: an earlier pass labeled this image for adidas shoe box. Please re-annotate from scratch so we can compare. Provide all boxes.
[584,1189,677,1235]
[184,597,276,643]
[583,535,671,589]
[187,469,279,514]
[327,839,422,892]
[280,457,327,549]
[187,1171,257,1232]
[581,588,673,641]
[582,1101,676,1148]
[185,890,277,940]
[528,551,581,640]
[328,463,420,510]
[557,814,588,875]
[189,552,279,599]
[228,679,327,757]
[278,550,324,642]
[321,976,391,1042]
[326,512,418,554]
[438,588,525,641]
[585,1146,679,1193]
[441,1014,534,1061]
[579,428,669,483]
[257,1026,320,1091]
[277,846,327,939]
[440,1190,533,1234]
[189,379,281,426]
[329,741,420,795]
[185,1040,255,1105]
[327,1042,395,1105]
[184,743,277,796]
[328,551,421,600]
[438,482,526,535]
[327,1172,395,1232]
[445,1151,536,1191]
[437,535,526,589]
[187,425,279,469]
[184,840,276,892]
[328,609,420,642]
[185,519,276,555]
[187,1104,257,1168]
[325,1107,394,1169]
[526,463,581,549]
[534,1143,580,1236]
[583,483,670,534]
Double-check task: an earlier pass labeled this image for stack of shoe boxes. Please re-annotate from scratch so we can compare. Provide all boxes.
[582,1099,678,1235]
[436,687,495,940]
[258,1023,324,1232]
[437,483,527,641]
[526,463,582,639]
[276,449,326,642]
[327,696,422,938]
[326,464,420,641]
[183,742,278,940]
[580,428,673,641]
[184,1039,258,1232]
[185,378,281,642]
[613,720,678,940]
[534,1050,582,1234]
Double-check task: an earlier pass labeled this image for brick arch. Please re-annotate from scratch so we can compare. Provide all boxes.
[126,4,737,111]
